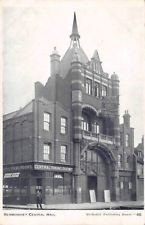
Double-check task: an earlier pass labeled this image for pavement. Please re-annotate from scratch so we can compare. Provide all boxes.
[3,201,144,210]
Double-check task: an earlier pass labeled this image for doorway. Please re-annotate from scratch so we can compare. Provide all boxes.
[88,176,97,201]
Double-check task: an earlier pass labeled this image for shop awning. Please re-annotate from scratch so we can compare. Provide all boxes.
[4,172,20,178]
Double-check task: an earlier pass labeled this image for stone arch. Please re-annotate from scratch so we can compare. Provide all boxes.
[82,104,101,116]
[80,141,119,202]
[81,141,116,169]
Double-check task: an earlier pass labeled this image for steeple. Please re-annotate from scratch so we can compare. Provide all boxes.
[70,12,80,48]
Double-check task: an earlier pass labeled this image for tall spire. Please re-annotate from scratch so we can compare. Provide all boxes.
[70,12,80,48]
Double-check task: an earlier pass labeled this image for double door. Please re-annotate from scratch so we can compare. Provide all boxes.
[88,175,107,202]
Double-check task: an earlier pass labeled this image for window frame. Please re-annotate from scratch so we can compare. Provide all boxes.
[60,145,67,163]
[94,82,100,97]
[125,134,129,147]
[102,85,107,97]
[93,122,99,134]
[82,120,89,131]
[60,117,67,134]
[43,112,51,131]
[85,78,92,95]
[43,143,51,161]
[118,154,122,168]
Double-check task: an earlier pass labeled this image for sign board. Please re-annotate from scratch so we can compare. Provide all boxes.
[4,172,20,178]
[4,164,33,172]
[104,190,111,203]
[89,190,96,203]
[34,164,73,172]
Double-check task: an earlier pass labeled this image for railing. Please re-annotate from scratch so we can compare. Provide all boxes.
[82,130,115,145]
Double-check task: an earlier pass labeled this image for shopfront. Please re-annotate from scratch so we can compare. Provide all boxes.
[3,163,74,205]
[3,171,29,205]
[43,171,72,204]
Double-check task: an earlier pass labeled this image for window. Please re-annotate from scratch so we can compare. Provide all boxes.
[83,121,89,131]
[82,115,90,132]
[54,173,63,195]
[102,85,107,96]
[125,134,129,147]
[61,145,67,162]
[82,119,89,131]
[85,78,92,95]
[93,122,99,134]
[44,113,50,131]
[118,154,122,168]
[43,144,51,161]
[94,82,100,97]
[61,117,67,134]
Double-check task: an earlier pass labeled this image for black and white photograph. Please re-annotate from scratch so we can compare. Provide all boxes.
[1,0,144,224]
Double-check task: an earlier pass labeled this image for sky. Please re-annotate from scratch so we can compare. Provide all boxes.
[2,0,145,146]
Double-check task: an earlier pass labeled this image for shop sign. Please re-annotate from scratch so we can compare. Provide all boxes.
[4,164,33,172]
[4,172,20,178]
[34,164,73,172]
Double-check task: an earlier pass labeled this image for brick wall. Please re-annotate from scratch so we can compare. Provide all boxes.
[3,113,33,164]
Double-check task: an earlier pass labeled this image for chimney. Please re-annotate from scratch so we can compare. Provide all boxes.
[123,110,130,127]
[50,47,60,76]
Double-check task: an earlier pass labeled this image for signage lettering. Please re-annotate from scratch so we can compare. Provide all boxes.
[4,172,20,178]
[34,164,73,172]
[4,164,33,172]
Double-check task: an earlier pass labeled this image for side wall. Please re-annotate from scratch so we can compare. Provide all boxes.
[3,113,34,164]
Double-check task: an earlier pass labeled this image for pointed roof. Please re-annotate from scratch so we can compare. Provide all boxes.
[60,12,88,77]
[92,50,101,62]
[70,12,80,40]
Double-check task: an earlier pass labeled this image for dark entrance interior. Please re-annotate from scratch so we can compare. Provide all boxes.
[88,176,97,201]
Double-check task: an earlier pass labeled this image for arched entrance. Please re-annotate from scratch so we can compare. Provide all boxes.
[80,141,116,202]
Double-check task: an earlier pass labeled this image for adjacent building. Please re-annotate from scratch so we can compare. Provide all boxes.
[119,111,136,201]
[3,13,144,205]
[134,136,144,201]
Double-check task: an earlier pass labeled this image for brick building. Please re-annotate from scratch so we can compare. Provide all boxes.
[134,136,144,201]
[3,13,144,205]
[119,111,137,201]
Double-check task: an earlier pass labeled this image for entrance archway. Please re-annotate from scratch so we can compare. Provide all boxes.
[80,142,116,202]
